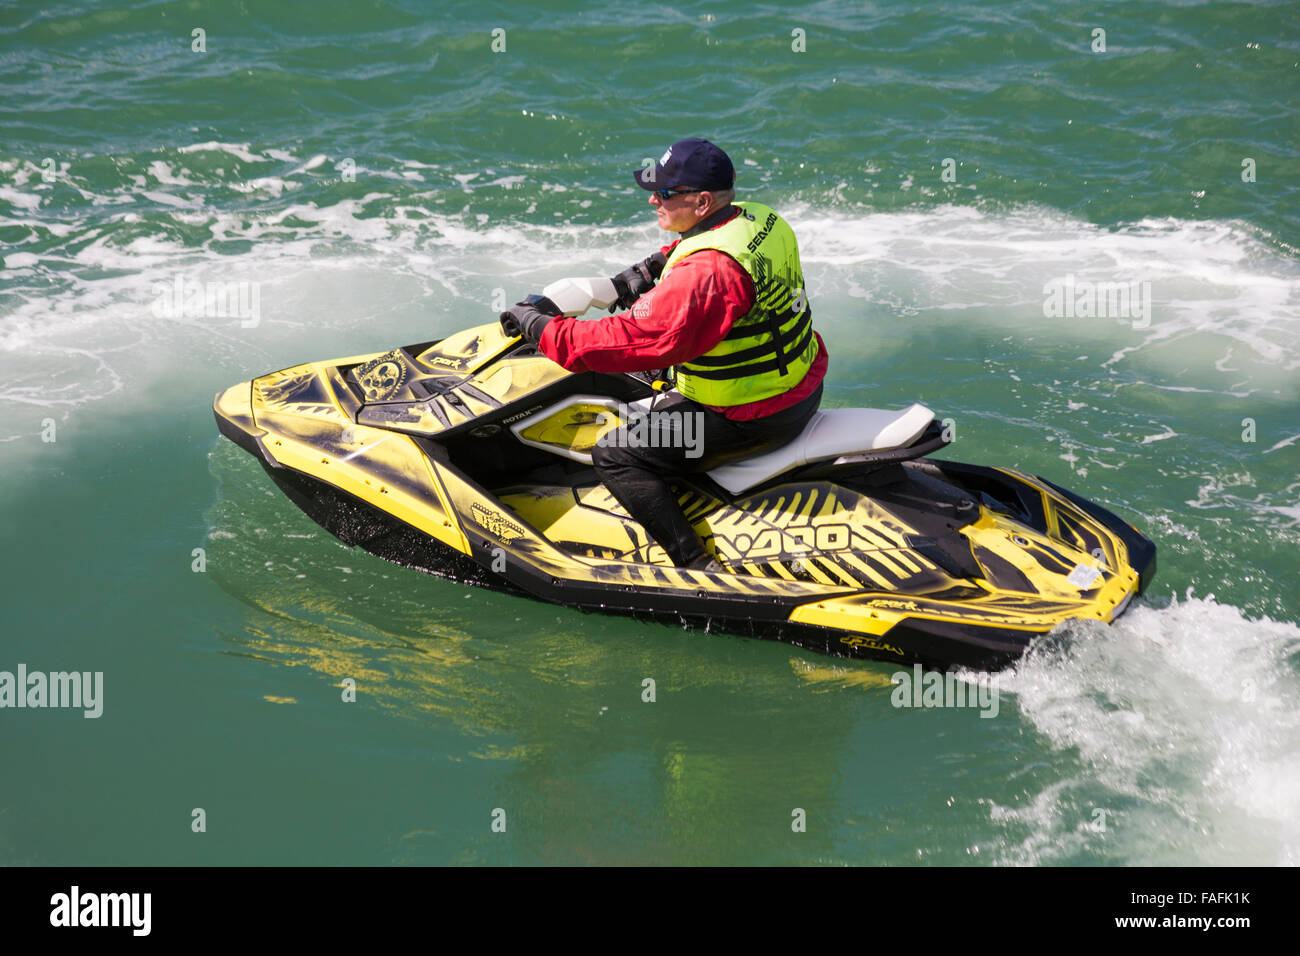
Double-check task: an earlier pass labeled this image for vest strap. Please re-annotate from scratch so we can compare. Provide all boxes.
[684,324,815,381]
[684,304,812,369]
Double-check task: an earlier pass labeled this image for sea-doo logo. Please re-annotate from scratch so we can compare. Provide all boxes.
[356,351,408,401]
[472,503,525,542]
[725,524,852,561]
[746,212,779,252]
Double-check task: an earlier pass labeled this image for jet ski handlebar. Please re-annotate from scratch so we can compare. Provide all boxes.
[540,276,620,317]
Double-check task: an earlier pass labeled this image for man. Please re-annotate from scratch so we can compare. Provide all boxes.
[500,138,828,571]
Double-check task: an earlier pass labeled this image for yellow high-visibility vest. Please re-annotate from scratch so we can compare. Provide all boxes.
[663,201,817,406]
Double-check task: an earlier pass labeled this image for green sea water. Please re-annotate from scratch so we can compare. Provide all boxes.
[2,0,1298,865]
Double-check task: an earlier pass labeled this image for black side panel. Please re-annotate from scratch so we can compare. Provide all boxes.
[259,460,518,591]
[253,461,1040,669]
[214,404,263,458]
[878,616,1037,670]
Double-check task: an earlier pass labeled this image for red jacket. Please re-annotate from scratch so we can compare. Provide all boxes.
[539,208,827,421]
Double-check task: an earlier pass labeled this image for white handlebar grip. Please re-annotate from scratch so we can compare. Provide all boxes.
[541,277,620,316]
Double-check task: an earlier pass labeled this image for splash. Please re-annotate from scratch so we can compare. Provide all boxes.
[992,592,1300,865]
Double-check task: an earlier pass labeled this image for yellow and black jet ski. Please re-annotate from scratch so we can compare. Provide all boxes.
[213,289,1155,669]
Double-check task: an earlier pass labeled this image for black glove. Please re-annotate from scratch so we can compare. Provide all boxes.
[499,294,561,345]
[609,251,667,312]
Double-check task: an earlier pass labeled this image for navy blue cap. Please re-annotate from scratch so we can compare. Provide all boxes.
[633,138,736,192]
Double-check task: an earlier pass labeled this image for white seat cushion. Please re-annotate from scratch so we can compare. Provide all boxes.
[707,404,935,494]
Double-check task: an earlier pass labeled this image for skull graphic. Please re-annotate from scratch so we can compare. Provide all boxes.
[358,357,405,400]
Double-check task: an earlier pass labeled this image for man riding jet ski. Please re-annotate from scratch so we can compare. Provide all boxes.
[212,146,1157,669]
[500,139,824,573]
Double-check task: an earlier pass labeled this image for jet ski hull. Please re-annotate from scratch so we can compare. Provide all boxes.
[213,329,1156,669]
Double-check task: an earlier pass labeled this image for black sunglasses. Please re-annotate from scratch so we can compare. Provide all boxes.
[652,188,704,200]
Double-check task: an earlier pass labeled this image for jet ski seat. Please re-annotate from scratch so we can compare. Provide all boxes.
[707,404,935,494]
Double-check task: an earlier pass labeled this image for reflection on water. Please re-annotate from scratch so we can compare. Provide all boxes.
[206,439,1299,865]
[205,440,907,863]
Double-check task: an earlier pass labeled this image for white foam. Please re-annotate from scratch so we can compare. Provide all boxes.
[1264,434,1299,454]
[147,160,195,187]
[140,190,194,208]
[177,141,270,163]
[290,155,328,175]
[231,177,297,197]
[2,195,1296,438]
[789,203,1300,380]
[993,594,1300,864]
[1139,426,1177,444]
[1268,503,1300,525]
[0,185,42,210]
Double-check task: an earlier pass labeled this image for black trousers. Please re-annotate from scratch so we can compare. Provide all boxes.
[590,384,823,566]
